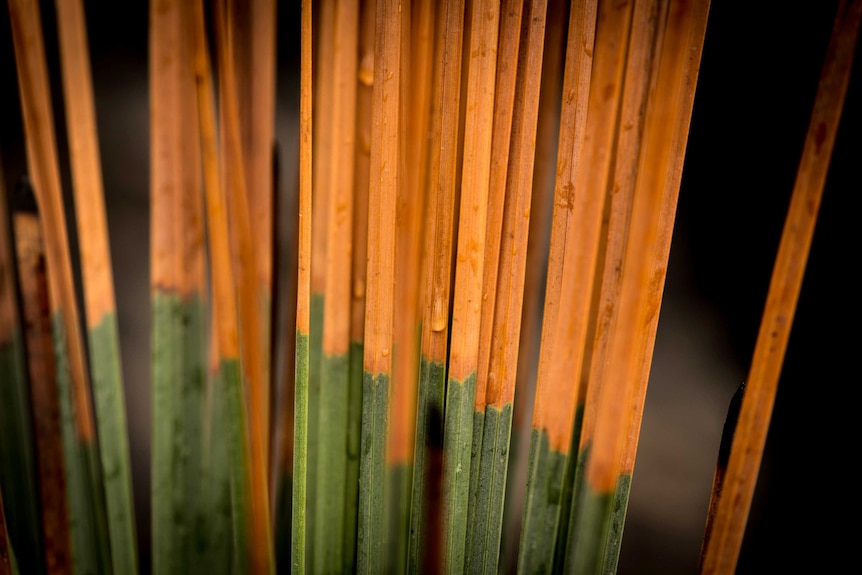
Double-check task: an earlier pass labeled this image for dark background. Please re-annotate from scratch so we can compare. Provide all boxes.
[1,1,859,573]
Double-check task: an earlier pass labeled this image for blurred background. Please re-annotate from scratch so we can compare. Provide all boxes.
[1,1,858,573]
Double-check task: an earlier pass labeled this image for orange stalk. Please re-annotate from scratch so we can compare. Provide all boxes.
[8,0,94,442]
[475,0,524,411]
[514,0,568,421]
[362,0,400,380]
[390,0,435,470]
[419,0,466,366]
[216,1,273,570]
[699,2,861,572]
[447,0,500,384]
[529,0,597,449]
[575,0,668,468]
[312,0,336,299]
[622,0,711,481]
[487,0,547,410]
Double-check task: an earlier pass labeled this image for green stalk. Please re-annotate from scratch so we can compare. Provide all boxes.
[0,94,44,575]
[205,360,235,575]
[551,403,585,573]
[407,356,446,572]
[0,338,42,575]
[468,403,513,574]
[463,408,484,573]
[306,292,324,569]
[560,440,590,573]
[601,473,632,574]
[357,372,390,573]
[565,435,634,575]
[517,429,567,574]
[442,373,477,572]
[220,358,253,574]
[151,292,182,574]
[566,473,614,575]
[291,329,310,574]
[181,297,207,570]
[343,339,364,572]
[81,428,113,575]
[314,352,349,572]
[54,314,112,575]
[386,462,411,574]
[87,314,138,574]
[150,293,207,572]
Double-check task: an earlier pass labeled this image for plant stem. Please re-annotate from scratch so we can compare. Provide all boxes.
[343,3,374,568]
[191,0,274,569]
[442,0,500,571]
[470,1,548,571]
[54,0,139,570]
[8,0,111,569]
[216,6,275,570]
[698,381,746,571]
[291,2,313,573]
[559,0,669,569]
[357,0,402,569]
[0,173,44,575]
[699,2,861,571]
[407,0,466,570]
[601,4,710,572]
[466,1,523,567]
[566,2,705,571]
[517,1,597,571]
[306,1,336,564]
[315,1,359,568]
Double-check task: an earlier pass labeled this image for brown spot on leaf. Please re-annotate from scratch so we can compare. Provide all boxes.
[558,182,575,210]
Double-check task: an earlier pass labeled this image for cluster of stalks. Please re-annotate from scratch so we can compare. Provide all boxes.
[0,0,859,574]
